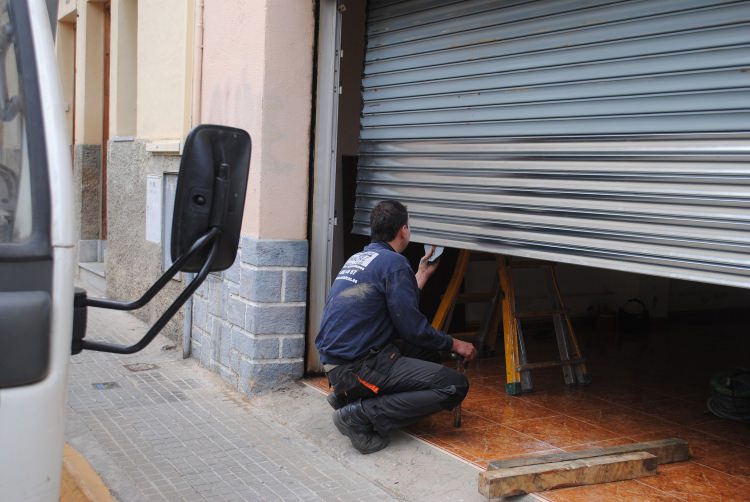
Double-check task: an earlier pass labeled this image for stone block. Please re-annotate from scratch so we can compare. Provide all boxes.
[219,325,232,367]
[280,335,305,359]
[230,326,248,352]
[204,314,214,341]
[240,237,308,267]
[207,281,224,317]
[190,339,202,363]
[238,358,304,395]
[195,281,208,300]
[192,297,208,331]
[231,330,279,360]
[222,279,230,309]
[240,268,282,303]
[223,256,241,284]
[197,335,211,368]
[229,348,240,372]
[227,296,246,328]
[210,320,228,364]
[246,304,305,334]
[218,364,238,388]
[283,270,307,303]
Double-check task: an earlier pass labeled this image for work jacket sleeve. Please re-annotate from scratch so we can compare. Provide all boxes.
[385,268,453,352]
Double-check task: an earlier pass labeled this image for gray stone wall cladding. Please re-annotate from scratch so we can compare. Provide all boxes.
[73,144,102,241]
[105,139,184,339]
[191,237,308,395]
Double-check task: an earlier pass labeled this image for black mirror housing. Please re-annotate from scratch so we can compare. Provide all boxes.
[171,124,251,272]
[76,125,251,355]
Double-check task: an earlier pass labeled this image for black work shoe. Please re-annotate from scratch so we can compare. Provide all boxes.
[332,401,389,454]
[326,392,347,410]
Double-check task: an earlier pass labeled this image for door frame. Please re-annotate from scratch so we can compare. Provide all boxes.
[307,0,342,372]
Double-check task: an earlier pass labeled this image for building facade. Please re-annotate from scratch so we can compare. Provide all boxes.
[57,0,750,397]
[56,0,315,394]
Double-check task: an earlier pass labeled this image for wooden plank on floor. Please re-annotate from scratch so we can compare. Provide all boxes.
[479,451,658,498]
[487,438,689,470]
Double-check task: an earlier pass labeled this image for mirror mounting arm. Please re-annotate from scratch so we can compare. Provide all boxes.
[79,228,221,354]
[86,228,220,311]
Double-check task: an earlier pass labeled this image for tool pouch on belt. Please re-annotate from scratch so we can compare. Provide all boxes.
[328,344,400,400]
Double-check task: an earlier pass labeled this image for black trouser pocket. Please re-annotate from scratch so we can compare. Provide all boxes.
[328,344,400,401]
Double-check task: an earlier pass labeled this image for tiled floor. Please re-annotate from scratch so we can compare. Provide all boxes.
[306,315,750,501]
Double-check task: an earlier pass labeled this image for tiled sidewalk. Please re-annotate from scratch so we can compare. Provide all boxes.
[65,307,394,502]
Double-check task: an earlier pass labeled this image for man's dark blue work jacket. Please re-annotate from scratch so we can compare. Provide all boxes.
[315,241,453,365]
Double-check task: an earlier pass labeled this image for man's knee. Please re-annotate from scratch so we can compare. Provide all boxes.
[436,367,469,410]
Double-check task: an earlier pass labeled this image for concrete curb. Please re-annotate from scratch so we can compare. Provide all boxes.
[62,444,116,502]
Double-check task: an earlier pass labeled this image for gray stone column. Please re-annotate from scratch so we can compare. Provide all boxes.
[73,144,102,261]
[191,237,307,395]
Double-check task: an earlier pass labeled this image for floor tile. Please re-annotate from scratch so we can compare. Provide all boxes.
[689,442,750,483]
[629,398,718,427]
[306,376,328,392]
[571,406,677,436]
[542,479,681,502]
[503,415,618,449]
[462,382,507,401]
[462,394,557,424]
[420,425,558,468]
[585,384,673,407]
[406,409,496,435]
[517,390,614,415]
[690,419,750,449]
[463,372,507,387]
[631,428,750,484]
[638,461,750,500]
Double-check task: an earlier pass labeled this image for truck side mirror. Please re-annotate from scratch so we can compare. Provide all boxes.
[73,125,251,355]
[171,124,251,272]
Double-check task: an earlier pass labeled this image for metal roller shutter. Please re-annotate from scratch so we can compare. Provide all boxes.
[353,0,750,288]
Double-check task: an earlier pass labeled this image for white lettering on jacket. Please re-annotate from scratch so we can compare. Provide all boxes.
[334,251,379,283]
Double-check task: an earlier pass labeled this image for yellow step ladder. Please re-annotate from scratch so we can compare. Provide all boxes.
[432,250,589,397]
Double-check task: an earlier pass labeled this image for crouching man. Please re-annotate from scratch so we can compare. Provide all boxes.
[315,200,477,454]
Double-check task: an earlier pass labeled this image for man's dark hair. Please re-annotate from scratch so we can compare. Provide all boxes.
[370,200,408,242]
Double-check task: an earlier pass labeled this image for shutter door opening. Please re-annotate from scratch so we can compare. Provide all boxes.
[354,0,750,288]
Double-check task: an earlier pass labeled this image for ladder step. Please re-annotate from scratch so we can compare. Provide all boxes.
[517,358,586,371]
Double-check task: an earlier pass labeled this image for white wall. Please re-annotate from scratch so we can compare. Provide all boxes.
[136,0,190,141]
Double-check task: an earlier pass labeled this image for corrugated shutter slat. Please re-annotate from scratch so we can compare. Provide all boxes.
[355,0,750,288]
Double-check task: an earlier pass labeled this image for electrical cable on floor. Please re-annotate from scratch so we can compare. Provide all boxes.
[706,369,750,423]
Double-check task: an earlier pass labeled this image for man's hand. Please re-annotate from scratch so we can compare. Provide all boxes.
[451,338,477,363]
[416,245,440,290]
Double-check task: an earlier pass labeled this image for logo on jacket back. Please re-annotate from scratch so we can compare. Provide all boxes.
[335,251,379,284]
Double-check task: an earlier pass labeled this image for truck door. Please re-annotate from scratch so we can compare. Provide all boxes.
[0,0,76,500]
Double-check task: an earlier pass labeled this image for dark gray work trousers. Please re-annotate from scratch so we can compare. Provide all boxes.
[328,344,469,435]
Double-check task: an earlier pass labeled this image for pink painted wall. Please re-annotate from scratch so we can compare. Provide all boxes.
[201,0,315,239]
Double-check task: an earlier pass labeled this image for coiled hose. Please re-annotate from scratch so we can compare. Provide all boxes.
[706,369,750,423]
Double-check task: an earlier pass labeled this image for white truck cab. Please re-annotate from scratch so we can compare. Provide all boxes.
[0,2,251,499]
